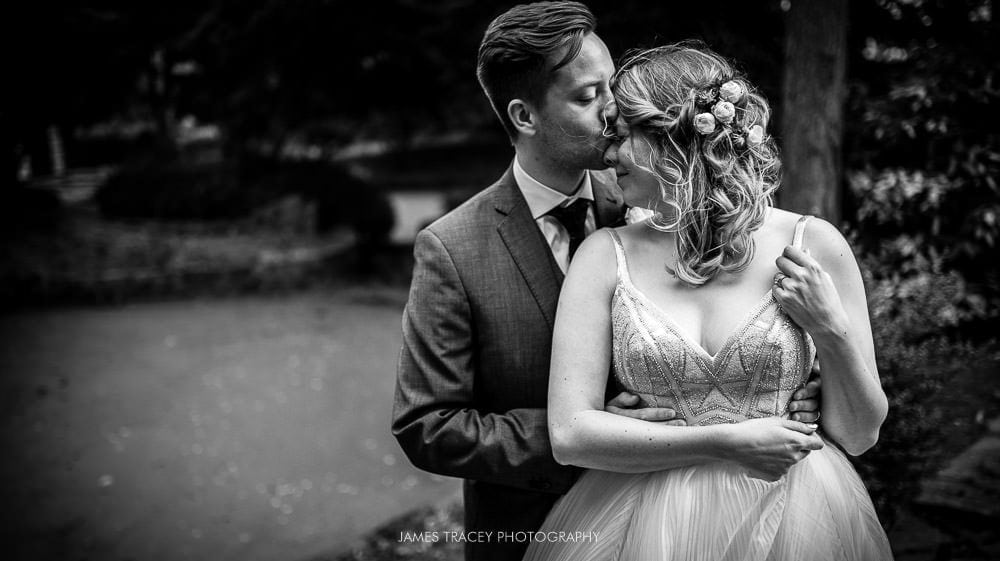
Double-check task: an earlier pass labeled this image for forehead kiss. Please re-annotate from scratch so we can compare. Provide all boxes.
[541,32,621,163]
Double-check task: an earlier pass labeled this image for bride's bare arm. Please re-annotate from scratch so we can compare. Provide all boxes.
[549,230,821,476]
[774,219,888,456]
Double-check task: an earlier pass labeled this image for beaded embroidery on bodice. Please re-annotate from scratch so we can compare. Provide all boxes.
[608,217,816,426]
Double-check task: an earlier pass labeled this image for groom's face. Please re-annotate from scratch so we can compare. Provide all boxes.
[534,32,616,171]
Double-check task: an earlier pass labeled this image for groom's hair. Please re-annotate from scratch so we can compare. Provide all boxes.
[477,1,596,140]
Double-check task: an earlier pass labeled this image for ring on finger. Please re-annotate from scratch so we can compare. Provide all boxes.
[773,273,787,289]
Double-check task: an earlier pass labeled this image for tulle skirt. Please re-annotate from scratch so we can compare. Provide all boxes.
[523,439,893,561]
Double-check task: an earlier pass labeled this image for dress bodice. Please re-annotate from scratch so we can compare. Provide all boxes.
[527,215,895,560]
[608,218,815,426]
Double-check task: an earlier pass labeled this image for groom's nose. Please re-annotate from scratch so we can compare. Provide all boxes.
[603,100,619,126]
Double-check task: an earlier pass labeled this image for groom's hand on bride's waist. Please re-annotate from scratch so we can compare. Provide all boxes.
[788,359,822,423]
[605,392,687,426]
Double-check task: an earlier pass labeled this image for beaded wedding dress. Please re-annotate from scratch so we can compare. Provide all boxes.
[523,217,893,561]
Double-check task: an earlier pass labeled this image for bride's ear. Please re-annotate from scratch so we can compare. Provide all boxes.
[507,99,538,137]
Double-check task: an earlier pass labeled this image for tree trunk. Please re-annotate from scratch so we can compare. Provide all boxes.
[779,0,848,223]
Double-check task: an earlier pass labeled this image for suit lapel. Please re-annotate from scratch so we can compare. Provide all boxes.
[494,167,563,330]
[590,169,626,228]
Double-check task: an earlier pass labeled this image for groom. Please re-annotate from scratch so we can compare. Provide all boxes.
[392,3,818,561]
[391,4,639,560]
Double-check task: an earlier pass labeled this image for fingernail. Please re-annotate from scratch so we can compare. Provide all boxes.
[806,423,818,430]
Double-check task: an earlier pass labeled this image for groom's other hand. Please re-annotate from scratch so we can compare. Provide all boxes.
[606,392,687,426]
[789,359,822,423]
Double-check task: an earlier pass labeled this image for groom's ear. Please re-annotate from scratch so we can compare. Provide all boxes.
[507,99,538,137]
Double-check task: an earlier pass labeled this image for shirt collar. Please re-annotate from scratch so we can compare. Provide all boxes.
[513,155,594,220]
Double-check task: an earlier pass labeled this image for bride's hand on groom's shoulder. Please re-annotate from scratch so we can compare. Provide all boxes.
[605,392,687,426]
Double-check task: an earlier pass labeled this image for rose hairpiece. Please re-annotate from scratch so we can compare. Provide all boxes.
[719,81,744,104]
[691,79,766,148]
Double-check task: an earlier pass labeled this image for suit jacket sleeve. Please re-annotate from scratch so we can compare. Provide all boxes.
[391,228,578,493]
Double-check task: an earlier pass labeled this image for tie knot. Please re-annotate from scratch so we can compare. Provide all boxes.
[547,198,590,228]
[547,198,590,261]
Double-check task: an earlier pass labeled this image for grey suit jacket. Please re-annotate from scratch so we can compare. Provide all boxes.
[392,164,625,561]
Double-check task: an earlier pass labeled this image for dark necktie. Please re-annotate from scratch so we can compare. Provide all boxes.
[548,199,591,261]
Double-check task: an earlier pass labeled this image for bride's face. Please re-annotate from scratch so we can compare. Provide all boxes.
[604,121,661,209]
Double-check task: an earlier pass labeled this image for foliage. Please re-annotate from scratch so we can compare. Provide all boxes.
[97,160,251,220]
[334,498,464,561]
[96,153,393,242]
[839,1,1000,527]
[8,1,793,165]
[849,169,995,323]
[849,264,992,526]
[846,0,1000,332]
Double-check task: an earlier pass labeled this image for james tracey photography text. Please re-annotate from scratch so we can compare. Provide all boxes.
[398,531,601,544]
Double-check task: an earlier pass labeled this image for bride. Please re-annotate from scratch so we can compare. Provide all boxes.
[523,44,893,560]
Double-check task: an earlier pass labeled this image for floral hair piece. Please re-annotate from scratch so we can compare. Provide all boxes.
[693,113,717,134]
[691,79,765,149]
[719,81,744,104]
[712,100,735,124]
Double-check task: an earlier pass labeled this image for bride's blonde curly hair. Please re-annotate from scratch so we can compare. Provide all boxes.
[611,43,781,286]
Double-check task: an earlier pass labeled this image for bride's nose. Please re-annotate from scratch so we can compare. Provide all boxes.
[603,142,619,168]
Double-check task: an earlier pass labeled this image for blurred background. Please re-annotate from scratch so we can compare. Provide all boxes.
[2,0,998,559]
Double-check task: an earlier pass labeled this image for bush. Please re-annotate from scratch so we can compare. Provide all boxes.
[95,154,394,243]
[850,267,982,525]
[244,158,394,241]
[335,499,463,561]
[848,168,997,331]
[96,161,253,220]
[846,1,1000,337]
[842,4,1000,527]
[0,186,62,235]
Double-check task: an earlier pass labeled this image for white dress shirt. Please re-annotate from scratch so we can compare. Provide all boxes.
[513,156,597,274]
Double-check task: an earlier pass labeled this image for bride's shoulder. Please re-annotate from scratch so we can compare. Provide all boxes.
[602,221,668,254]
[762,209,857,269]
[760,209,841,243]
[572,223,652,269]
[564,228,622,290]
[760,208,804,233]
[575,226,621,261]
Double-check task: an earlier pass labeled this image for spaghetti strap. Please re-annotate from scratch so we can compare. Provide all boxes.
[792,215,813,250]
[605,229,631,285]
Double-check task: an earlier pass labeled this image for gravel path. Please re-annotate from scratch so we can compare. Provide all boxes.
[0,289,460,561]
